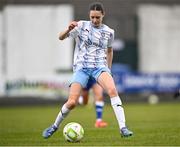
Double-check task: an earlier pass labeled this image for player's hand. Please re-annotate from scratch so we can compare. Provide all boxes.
[68,21,78,31]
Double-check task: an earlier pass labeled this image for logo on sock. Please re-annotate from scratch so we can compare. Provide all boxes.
[116,104,122,107]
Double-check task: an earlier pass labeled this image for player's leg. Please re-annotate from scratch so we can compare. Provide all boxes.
[42,83,82,139]
[42,70,88,139]
[97,71,133,137]
[79,77,95,105]
[79,89,89,105]
[54,83,82,125]
[92,83,108,128]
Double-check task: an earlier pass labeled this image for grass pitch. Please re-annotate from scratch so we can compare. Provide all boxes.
[0,102,180,146]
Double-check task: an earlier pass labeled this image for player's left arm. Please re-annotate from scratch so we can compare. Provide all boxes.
[106,29,114,69]
[106,47,113,69]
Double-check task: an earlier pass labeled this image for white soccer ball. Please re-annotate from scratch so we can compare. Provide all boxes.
[63,122,84,142]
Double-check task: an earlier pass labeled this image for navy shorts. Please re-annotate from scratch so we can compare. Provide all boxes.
[85,77,96,90]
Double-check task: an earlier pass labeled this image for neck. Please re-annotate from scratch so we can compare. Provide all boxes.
[91,22,103,28]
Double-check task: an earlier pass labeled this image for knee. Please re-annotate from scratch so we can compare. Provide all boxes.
[67,99,77,109]
[107,87,118,97]
[67,97,78,109]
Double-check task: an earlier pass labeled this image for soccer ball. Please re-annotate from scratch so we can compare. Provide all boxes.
[63,122,84,142]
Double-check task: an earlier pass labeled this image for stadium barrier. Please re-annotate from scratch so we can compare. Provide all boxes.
[113,72,180,94]
[0,72,179,99]
[111,64,180,94]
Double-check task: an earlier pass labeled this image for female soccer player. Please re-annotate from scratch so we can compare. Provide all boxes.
[42,2,133,138]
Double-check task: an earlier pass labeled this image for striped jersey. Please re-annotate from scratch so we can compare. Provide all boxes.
[68,20,114,71]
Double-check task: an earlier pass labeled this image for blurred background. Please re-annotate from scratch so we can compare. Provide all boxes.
[0,0,180,105]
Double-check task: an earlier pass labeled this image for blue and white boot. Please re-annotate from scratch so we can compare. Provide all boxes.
[120,127,133,137]
[42,125,58,139]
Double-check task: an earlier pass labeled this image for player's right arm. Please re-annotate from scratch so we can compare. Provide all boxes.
[59,21,78,40]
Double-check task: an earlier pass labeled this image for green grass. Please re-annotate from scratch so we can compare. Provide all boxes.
[0,102,180,146]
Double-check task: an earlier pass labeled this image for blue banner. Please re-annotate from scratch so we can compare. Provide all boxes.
[112,69,180,93]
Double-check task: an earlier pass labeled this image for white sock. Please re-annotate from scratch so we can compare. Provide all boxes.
[110,96,126,129]
[54,104,70,128]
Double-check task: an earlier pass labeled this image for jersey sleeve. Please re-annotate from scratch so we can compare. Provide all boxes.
[107,30,115,48]
[68,21,82,38]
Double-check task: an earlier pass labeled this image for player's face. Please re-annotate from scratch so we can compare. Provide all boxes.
[89,10,104,27]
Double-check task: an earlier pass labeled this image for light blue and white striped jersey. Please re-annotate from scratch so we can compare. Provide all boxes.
[68,20,114,71]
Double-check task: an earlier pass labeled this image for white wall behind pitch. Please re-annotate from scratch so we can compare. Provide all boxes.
[138,5,180,73]
[0,12,2,78]
[4,5,73,79]
[0,11,4,95]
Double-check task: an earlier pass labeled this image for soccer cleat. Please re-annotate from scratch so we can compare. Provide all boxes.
[95,120,108,128]
[120,127,133,137]
[42,125,58,139]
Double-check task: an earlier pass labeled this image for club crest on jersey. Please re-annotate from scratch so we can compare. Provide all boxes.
[101,32,105,37]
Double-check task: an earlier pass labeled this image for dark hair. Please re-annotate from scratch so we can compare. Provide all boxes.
[89,2,105,14]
